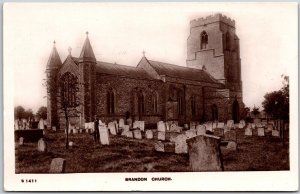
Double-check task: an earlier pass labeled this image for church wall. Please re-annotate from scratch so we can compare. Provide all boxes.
[95,74,166,125]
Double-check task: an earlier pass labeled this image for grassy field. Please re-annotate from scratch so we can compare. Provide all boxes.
[15,128,289,173]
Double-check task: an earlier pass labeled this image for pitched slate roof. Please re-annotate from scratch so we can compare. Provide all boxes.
[96,61,154,80]
[147,60,221,84]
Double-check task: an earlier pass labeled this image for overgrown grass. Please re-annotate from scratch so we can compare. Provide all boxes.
[15,128,289,173]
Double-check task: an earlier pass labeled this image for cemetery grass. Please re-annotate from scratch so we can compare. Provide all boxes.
[15,129,289,173]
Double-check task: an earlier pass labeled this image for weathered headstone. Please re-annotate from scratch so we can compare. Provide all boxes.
[49,158,66,173]
[99,125,110,145]
[119,118,125,129]
[37,138,47,152]
[266,124,274,132]
[154,141,164,152]
[108,122,117,135]
[145,130,153,139]
[196,125,206,135]
[133,121,145,131]
[251,123,256,129]
[257,127,265,136]
[244,125,252,136]
[174,134,188,154]
[14,120,19,130]
[272,130,280,137]
[185,130,197,139]
[187,135,223,171]
[19,137,24,145]
[68,141,74,147]
[38,119,45,130]
[167,132,182,142]
[189,121,197,130]
[240,120,246,127]
[170,124,182,133]
[213,128,224,137]
[221,141,237,151]
[224,130,237,142]
[256,123,263,128]
[52,126,56,131]
[184,123,189,129]
[126,118,133,128]
[204,123,213,132]
[157,121,166,132]
[226,120,234,129]
[157,131,165,141]
[217,122,225,128]
[121,125,130,136]
[125,131,133,138]
[133,129,142,139]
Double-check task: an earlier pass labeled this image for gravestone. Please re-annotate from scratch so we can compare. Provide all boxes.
[221,141,237,151]
[204,123,213,132]
[189,121,197,130]
[187,135,223,171]
[68,141,74,147]
[196,125,206,135]
[19,137,24,145]
[257,128,265,136]
[184,123,189,129]
[99,125,110,145]
[121,125,130,136]
[272,130,280,137]
[14,120,19,130]
[268,120,275,126]
[226,120,234,129]
[49,158,66,173]
[52,126,56,131]
[244,125,252,136]
[170,124,181,133]
[212,122,218,129]
[174,134,188,154]
[38,119,45,130]
[145,130,153,139]
[251,123,256,129]
[113,120,119,133]
[133,129,142,139]
[157,121,166,132]
[217,122,225,128]
[240,120,246,127]
[119,118,125,129]
[158,131,165,141]
[79,129,82,133]
[185,130,197,139]
[167,132,182,142]
[213,128,224,137]
[224,130,237,142]
[126,118,133,128]
[256,123,263,128]
[266,124,274,132]
[125,131,133,138]
[155,141,175,153]
[37,138,47,152]
[238,123,244,129]
[154,141,164,152]
[133,121,145,131]
[108,122,117,135]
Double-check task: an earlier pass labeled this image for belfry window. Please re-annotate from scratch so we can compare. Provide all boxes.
[107,89,115,114]
[60,72,78,107]
[200,31,208,49]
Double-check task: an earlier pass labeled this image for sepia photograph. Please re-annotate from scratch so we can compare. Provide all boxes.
[3,2,298,191]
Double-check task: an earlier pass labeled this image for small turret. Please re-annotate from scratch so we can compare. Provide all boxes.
[46,41,62,129]
[79,32,96,63]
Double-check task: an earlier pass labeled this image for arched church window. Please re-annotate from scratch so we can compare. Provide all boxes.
[138,92,145,114]
[107,88,115,114]
[177,91,183,116]
[60,72,78,107]
[212,104,218,121]
[152,92,158,113]
[191,95,196,116]
[200,31,208,49]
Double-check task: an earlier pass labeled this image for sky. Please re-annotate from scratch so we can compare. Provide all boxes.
[4,2,298,113]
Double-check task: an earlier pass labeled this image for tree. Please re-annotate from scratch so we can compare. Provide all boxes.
[251,106,260,118]
[36,106,47,120]
[14,106,25,120]
[24,109,34,119]
[262,75,289,120]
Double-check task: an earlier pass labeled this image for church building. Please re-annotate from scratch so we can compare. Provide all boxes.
[46,13,243,129]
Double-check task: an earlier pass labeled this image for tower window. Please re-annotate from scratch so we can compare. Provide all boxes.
[200,31,208,49]
[107,88,115,114]
[226,32,230,50]
[60,72,78,107]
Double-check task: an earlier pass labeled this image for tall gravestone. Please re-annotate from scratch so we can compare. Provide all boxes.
[49,158,66,173]
[99,125,110,145]
[145,130,153,139]
[244,125,252,136]
[196,125,206,135]
[174,134,188,154]
[157,121,166,132]
[37,138,47,152]
[108,122,117,135]
[186,135,223,171]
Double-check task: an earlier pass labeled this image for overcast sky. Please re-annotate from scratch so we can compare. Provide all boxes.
[4,2,297,112]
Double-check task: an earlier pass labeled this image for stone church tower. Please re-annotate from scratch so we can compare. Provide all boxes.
[186,14,243,122]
